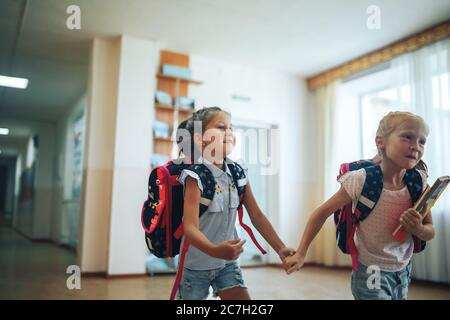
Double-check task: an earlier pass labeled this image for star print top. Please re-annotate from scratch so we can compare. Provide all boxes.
[178,157,247,270]
[338,168,428,271]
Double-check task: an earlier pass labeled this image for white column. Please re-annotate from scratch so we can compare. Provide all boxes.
[107,35,156,275]
[80,35,157,274]
[79,37,121,272]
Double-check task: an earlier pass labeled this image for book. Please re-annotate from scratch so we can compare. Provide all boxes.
[155,90,173,106]
[153,120,170,138]
[161,64,192,79]
[393,175,450,242]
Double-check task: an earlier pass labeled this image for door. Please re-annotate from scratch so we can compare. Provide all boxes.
[229,120,278,266]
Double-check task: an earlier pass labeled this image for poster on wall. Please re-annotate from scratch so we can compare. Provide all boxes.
[72,114,84,200]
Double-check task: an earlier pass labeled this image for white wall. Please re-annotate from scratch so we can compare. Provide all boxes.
[79,37,121,272]
[80,38,315,272]
[107,35,156,275]
[80,35,157,275]
[189,56,312,263]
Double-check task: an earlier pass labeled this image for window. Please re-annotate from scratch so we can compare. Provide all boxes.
[360,69,449,159]
[360,85,411,159]
[432,72,449,110]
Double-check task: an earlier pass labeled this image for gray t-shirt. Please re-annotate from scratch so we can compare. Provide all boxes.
[178,158,246,270]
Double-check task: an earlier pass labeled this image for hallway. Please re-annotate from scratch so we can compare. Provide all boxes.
[1,227,450,300]
[0,227,171,299]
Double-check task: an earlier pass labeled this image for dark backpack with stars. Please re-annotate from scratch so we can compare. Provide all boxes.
[141,158,266,258]
[141,158,266,299]
[333,159,426,271]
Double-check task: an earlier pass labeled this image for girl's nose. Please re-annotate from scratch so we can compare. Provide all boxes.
[410,141,420,151]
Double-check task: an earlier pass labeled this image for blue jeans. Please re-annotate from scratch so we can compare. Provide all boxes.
[351,261,412,300]
[178,261,247,300]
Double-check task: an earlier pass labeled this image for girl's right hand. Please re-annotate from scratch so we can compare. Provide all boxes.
[284,252,305,274]
[210,239,246,260]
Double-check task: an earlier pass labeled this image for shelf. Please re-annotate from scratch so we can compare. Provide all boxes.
[155,104,194,114]
[157,73,203,85]
[154,51,202,159]
[154,137,173,143]
[179,108,195,114]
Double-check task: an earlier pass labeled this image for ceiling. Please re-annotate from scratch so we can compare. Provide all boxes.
[0,0,449,124]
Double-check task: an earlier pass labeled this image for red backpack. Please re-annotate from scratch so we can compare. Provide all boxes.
[141,158,266,299]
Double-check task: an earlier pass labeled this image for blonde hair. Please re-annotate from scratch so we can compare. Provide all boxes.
[376,111,429,138]
[376,111,429,172]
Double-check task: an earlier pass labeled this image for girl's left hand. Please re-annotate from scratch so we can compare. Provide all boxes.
[399,208,424,236]
[284,252,305,274]
[277,247,296,263]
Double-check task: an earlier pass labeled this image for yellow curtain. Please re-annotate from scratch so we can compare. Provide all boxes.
[310,80,351,267]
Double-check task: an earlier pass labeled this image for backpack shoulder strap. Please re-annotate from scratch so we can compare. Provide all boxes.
[355,165,383,221]
[172,163,216,250]
[186,164,215,215]
[338,159,376,180]
[335,161,382,271]
[226,159,266,255]
[226,160,247,205]
[355,165,423,220]
[404,168,424,203]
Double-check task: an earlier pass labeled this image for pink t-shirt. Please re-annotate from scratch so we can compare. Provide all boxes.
[338,168,427,271]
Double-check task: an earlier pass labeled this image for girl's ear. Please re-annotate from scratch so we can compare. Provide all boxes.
[375,136,386,158]
[375,136,385,151]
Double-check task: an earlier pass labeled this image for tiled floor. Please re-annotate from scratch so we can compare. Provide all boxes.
[1,227,450,300]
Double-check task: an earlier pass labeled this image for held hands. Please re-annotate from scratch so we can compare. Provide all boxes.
[283,252,305,275]
[211,239,246,260]
[277,247,296,263]
[278,247,296,273]
[399,208,425,236]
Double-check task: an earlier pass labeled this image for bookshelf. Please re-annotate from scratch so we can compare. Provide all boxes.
[148,51,203,276]
[153,50,203,163]
[157,73,203,85]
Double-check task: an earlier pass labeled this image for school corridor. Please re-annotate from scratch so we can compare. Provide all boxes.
[1,0,450,301]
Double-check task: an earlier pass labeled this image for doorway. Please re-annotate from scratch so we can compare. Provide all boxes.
[229,120,279,266]
[0,155,17,227]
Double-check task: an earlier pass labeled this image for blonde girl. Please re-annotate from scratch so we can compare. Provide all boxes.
[285,111,435,300]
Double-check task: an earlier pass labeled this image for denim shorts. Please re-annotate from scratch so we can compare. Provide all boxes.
[178,261,247,300]
[351,261,412,300]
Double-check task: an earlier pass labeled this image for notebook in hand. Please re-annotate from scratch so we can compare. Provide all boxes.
[393,175,450,242]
